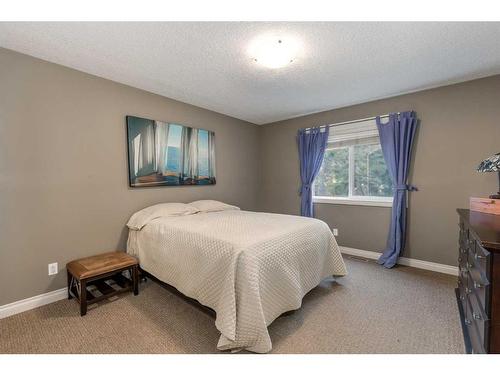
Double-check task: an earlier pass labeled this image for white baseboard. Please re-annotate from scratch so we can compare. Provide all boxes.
[0,287,68,319]
[340,246,458,276]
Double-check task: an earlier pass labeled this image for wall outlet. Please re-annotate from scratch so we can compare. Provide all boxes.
[48,262,58,276]
[332,228,339,236]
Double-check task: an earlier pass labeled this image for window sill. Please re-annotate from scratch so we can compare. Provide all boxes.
[313,196,393,207]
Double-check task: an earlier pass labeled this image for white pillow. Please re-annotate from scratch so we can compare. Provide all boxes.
[127,203,199,230]
[189,200,240,213]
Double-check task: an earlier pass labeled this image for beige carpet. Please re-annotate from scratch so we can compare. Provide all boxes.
[0,257,464,354]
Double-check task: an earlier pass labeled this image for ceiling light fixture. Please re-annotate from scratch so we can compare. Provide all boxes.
[249,36,299,69]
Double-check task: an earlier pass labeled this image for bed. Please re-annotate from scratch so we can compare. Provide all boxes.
[126,203,347,353]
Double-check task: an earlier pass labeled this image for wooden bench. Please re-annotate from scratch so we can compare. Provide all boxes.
[66,251,139,316]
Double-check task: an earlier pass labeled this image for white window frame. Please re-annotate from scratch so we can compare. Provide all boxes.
[312,119,393,208]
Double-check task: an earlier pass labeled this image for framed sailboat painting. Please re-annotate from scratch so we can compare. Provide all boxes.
[126,115,216,187]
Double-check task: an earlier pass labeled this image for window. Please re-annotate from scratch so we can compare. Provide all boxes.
[313,119,393,207]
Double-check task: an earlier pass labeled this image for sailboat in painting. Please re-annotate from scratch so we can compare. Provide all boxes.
[126,115,216,187]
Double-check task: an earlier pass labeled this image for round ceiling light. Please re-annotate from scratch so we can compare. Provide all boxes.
[248,36,299,69]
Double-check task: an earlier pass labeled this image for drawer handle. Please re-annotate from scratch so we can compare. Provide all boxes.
[474,253,484,260]
[474,282,483,289]
[465,318,471,325]
[473,312,482,321]
[465,287,472,294]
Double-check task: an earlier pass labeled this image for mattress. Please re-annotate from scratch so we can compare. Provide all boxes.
[127,210,347,353]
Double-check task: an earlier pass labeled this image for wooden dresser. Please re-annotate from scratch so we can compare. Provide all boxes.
[457,209,500,353]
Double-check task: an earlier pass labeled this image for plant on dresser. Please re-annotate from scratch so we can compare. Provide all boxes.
[457,209,500,353]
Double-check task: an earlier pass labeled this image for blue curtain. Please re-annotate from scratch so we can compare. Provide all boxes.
[297,127,329,217]
[376,112,419,268]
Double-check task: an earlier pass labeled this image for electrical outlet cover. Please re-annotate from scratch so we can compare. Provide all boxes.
[48,262,58,276]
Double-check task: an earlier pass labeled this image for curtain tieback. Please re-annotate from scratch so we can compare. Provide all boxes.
[299,183,312,196]
[393,184,418,192]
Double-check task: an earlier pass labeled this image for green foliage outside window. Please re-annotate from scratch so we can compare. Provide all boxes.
[353,144,393,197]
[314,148,349,197]
[314,142,393,198]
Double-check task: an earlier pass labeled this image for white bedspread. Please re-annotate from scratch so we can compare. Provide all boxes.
[127,210,347,353]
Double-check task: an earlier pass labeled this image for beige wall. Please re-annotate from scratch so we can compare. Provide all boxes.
[0,48,260,305]
[259,76,500,266]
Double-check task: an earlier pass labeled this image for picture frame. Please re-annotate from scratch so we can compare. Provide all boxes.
[126,115,216,187]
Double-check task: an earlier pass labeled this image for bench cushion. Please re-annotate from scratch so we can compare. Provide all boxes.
[67,251,138,280]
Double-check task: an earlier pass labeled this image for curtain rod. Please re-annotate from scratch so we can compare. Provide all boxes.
[304,112,401,131]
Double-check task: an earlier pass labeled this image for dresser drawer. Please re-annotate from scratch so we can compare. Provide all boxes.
[467,250,490,283]
[467,320,487,354]
[467,262,491,316]
[458,264,469,292]
[458,250,468,269]
[469,269,491,316]
[457,272,468,313]
[457,271,467,291]
[466,249,491,284]
[468,233,491,279]
[465,297,486,354]
[467,288,490,352]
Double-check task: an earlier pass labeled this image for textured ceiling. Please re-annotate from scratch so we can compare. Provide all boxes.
[1,22,500,124]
